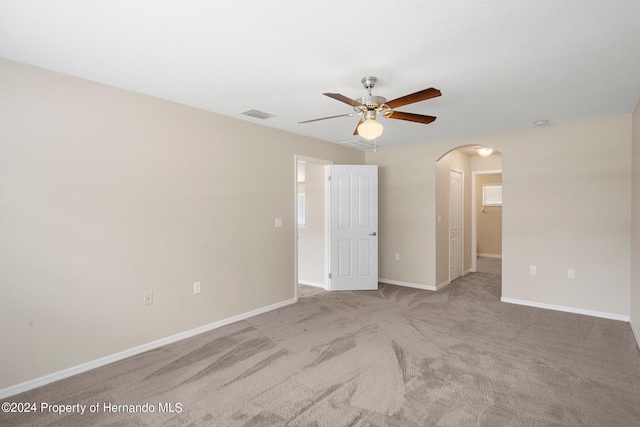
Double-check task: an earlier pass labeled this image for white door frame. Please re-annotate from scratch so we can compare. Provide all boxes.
[294,155,332,300]
[470,169,502,272]
[449,167,464,282]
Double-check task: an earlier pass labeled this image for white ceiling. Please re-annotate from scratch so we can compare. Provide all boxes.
[2,1,640,150]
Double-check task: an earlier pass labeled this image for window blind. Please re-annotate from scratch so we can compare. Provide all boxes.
[482,184,502,206]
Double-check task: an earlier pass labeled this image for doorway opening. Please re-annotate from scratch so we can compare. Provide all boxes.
[471,169,503,276]
[435,146,503,289]
[294,158,380,298]
[294,156,332,300]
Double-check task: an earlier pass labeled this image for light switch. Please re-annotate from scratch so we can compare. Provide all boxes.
[275,218,283,228]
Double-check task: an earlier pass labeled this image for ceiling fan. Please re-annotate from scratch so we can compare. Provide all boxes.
[299,76,441,140]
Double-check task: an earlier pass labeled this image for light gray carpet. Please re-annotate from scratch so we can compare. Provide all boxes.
[476,256,501,276]
[4,273,640,426]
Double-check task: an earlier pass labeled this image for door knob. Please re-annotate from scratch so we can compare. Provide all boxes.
[369,232,377,236]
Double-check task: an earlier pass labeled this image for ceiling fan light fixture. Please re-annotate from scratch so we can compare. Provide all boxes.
[475,146,494,158]
[357,119,383,140]
[299,76,441,141]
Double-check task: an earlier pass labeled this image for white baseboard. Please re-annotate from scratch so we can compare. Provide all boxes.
[379,278,450,292]
[436,279,451,290]
[298,280,327,289]
[0,297,297,399]
[500,297,630,322]
[478,253,502,258]
[380,278,436,291]
[631,318,640,350]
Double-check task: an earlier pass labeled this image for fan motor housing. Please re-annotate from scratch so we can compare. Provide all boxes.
[356,95,387,110]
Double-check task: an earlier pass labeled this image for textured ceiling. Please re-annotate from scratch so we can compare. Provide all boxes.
[2,1,640,150]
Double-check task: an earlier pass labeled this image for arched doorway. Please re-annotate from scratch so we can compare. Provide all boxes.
[435,145,502,288]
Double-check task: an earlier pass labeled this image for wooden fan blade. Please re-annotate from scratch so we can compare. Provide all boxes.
[353,118,364,135]
[385,88,441,109]
[324,93,364,107]
[386,111,437,124]
[298,113,357,124]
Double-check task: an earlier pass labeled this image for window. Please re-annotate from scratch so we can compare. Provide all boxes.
[482,184,502,206]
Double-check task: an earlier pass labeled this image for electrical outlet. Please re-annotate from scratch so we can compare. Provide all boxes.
[568,269,575,279]
[275,218,283,228]
[194,281,201,294]
[530,266,537,276]
[144,292,153,305]
[395,253,400,261]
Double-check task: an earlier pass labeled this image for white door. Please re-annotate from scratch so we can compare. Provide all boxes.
[329,165,378,291]
[450,169,463,281]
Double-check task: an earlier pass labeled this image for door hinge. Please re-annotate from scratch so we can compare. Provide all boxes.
[328,175,331,182]
[328,273,332,279]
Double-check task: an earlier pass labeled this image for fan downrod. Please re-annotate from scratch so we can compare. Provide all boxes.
[361,76,377,94]
[356,76,386,110]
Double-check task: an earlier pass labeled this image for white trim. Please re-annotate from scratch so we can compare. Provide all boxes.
[324,165,331,290]
[449,167,464,283]
[380,278,450,292]
[436,279,451,290]
[631,318,640,350]
[0,297,297,399]
[298,280,327,289]
[381,279,436,291]
[477,253,502,259]
[500,297,630,322]
[294,155,333,300]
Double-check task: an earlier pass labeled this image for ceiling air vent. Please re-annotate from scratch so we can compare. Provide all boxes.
[241,109,275,120]
[340,139,375,150]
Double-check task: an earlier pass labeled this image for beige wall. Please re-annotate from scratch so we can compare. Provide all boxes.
[502,117,631,315]
[297,162,325,286]
[0,59,364,390]
[367,115,632,317]
[471,153,503,172]
[370,144,434,286]
[476,173,502,257]
[632,98,640,344]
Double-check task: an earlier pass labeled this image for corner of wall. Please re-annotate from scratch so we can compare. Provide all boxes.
[631,97,640,349]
